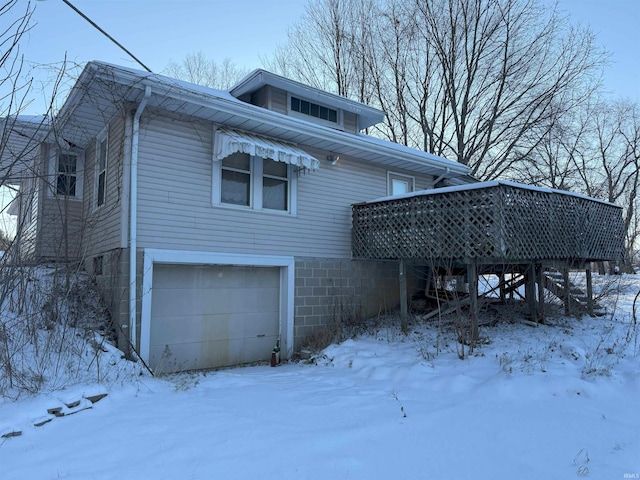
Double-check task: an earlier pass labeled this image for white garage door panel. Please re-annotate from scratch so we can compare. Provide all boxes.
[150,264,280,373]
[149,335,276,373]
[151,311,277,345]
[152,286,279,315]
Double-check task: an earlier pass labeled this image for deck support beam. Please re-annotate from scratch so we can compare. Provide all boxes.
[536,264,545,323]
[525,263,538,322]
[399,258,408,333]
[563,268,571,315]
[586,265,594,316]
[468,261,479,342]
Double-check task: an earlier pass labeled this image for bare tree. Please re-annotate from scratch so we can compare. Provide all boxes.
[164,51,249,89]
[267,0,607,180]
[585,101,639,272]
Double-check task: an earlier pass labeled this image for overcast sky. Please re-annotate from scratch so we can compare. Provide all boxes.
[11,0,640,116]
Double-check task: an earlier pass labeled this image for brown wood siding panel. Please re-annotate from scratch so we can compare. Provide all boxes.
[269,87,288,115]
[250,86,269,109]
[343,111,358,133]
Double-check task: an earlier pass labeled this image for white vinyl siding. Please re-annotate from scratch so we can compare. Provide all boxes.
[95,129,108,208]
[135,113,434,258]
[82,115,126,256]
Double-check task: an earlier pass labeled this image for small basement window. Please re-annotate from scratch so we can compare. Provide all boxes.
[93,255,104,276]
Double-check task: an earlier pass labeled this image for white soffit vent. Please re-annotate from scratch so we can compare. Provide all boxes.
[214,127,320,171]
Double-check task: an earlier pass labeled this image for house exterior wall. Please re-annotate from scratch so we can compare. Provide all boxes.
[119,111,430,351]
[134,111,433,258]
[82,113,127,258]
[35,197,84,261]
[85,246,145,355]
[343,111,358,133]
[13,145,45,261]
[15,142,85,262]
[293,258,400,346]
[14,176,39,261]
[72,107,436,358]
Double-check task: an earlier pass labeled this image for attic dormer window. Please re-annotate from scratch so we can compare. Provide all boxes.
[290,97,338,123]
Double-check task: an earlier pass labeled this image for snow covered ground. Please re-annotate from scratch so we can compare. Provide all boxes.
[1,273,639,480]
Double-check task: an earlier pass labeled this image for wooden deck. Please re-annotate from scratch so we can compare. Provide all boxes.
[352,181,624,265]
[352,181,625,335]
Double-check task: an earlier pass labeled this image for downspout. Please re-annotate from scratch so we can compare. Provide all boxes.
[129,85,151,352]
[432,167,450,188]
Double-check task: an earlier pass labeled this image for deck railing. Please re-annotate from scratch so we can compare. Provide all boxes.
[352,181,624,264]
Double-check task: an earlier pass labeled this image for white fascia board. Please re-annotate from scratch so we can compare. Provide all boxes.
[86,62,470,178]
[153,82,468,176]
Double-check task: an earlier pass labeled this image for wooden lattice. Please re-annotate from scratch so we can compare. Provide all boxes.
[352,183,624,263]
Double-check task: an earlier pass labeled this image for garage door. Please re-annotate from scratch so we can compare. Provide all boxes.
[149,264,280,373]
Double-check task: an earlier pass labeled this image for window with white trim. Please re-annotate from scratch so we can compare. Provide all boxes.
[56,153,78,197]
[262,159,288,211]
[96,132,108,207]
[48,149,84,199]
[387,172,415,196]
[221,153,252,206]
[214,153,295,213]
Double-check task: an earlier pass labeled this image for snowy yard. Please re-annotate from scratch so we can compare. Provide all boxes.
[1,273,639,480]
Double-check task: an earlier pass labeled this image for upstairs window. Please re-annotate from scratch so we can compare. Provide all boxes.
[96,134,108,207]
[290,96,338,124]
[57,154,77,197]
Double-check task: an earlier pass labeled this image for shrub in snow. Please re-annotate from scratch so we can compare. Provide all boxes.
[0,264,143,399]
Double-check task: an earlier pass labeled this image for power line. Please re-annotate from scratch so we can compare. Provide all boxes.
[57,0,152,73]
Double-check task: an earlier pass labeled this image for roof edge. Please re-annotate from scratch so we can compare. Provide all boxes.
[229,69,386,130]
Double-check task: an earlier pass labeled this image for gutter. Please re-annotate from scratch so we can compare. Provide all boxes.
[432,167,450,187]
[90,63,470,177]
[129,85,151,352]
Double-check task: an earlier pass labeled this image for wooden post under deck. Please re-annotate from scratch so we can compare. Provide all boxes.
[399,259,408,333]
[536,264,545,323]
[586,265,594,316]
[525,263,537,322]
[468,261,479,342]
[563,267,571,316]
